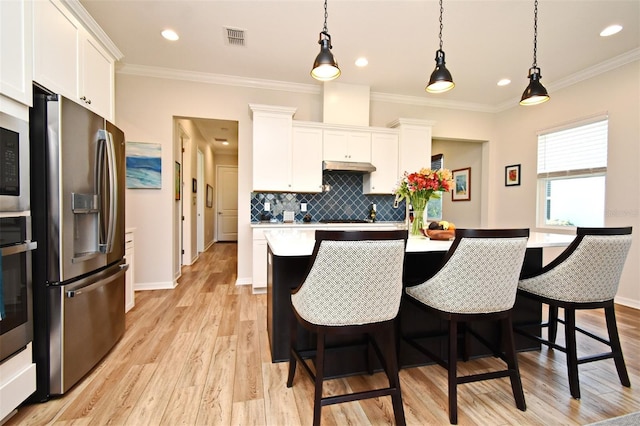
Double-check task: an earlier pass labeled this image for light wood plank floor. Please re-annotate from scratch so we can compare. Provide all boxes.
[6,242,640,425]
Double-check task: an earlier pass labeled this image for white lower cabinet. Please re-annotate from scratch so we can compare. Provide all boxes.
[252,229,268,293]
[0,344,36,421]
[124,229,135,312]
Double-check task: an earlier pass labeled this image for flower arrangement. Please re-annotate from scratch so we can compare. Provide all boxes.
[394,168,453,235]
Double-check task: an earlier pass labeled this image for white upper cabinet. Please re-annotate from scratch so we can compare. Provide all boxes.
[323,128,371,163]
[363,131,399,194]
[33,0,115,120]
[390,118,434,174]
[291,124,323,193]
[0,0,33,106]
[251,104,297,192]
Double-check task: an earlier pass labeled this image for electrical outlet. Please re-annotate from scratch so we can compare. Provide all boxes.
[264,202,270,211]
[301,202,307,212]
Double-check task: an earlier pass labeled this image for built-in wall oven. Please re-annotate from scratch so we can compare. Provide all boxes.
[1,111,36,362]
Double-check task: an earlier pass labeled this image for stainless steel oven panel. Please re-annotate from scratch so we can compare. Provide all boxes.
[0,111,30,212]
[48,261,127,395]
[0,217,36,362]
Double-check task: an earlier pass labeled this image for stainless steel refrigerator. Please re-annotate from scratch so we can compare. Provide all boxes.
[29,85,128,400]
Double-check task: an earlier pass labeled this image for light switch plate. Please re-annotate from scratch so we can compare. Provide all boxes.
[264,202,270,211]
[301,202,307,212]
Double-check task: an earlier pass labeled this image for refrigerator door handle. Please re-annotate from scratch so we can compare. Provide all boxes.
[96,130,118,254]
[66,263,128,298]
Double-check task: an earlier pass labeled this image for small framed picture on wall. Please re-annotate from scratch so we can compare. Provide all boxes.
[452,167,471,201]
[505,164,521,186]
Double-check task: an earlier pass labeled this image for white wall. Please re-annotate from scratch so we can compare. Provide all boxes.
[492,61,640,307]
[117,59,640,307]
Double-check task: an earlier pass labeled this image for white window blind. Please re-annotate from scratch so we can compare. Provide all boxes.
[537,119,608,178]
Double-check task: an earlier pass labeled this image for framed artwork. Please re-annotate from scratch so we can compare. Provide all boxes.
[505,164,521,186]
[192,178,197,193]
[126,142,162,189]
[452,167,471,201]
[206,184,213,208]
[174,162,181,200]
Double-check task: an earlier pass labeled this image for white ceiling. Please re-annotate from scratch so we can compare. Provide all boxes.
[79,0,640,150]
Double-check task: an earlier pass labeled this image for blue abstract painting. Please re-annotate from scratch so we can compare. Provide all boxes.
[126,142,162,189]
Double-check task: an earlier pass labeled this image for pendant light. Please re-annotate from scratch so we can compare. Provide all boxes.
[426,0,454,93]
[311,0,340,81]
[520,0,550,105]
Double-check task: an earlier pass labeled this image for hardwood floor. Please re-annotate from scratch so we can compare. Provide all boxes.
[6,242,640,425]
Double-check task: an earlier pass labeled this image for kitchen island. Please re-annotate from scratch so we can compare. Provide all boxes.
[265,229,574,377]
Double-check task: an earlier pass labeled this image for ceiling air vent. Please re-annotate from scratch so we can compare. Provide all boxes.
[224,27,246,47]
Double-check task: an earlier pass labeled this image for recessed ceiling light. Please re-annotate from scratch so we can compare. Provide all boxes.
[497,79,511,86]
[355,57,368,67]
[600,24,622,37]
[222,141,229,146]
[161,29,179,41]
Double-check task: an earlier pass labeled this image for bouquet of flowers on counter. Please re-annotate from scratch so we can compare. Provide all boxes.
[393,168,453,235]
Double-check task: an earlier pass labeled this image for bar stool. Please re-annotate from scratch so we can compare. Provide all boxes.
[403,228,529,424]
[286,230,408,426]
[516,227,632,399]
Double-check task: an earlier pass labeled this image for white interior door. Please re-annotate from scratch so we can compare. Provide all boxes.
[197,149,204,253]
[216,165,238,241]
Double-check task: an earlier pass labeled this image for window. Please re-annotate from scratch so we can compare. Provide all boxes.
[427,154,444,221]
[537,118,608,228]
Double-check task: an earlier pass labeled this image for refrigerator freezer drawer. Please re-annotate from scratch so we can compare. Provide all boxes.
[48,262,128,395]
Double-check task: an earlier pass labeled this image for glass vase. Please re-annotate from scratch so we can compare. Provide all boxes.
[411,209,425,236]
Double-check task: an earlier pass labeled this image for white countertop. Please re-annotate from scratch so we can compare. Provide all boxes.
[264,229,575,257]
[251,221,405,229]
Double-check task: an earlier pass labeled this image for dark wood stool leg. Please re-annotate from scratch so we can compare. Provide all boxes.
[384,323,406,426]
[366,333,375,375]
[286,313,298,388]
[548,305,559,345]
[313,331,326,426]
[502,315,526,411]
[564,308,580,399]
[604,306,631,387]
[448,319,458,425]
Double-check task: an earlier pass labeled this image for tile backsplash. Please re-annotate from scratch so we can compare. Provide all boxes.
[250,172,406,222]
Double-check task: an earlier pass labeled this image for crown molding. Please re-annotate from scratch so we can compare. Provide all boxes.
[61,0,124,60]
[117,64,321,95]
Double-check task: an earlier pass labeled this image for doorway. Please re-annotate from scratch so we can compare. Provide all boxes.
[216,165,238,241]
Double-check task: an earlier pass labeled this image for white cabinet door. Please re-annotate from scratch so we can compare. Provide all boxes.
[251,105,296,192]
[0,0,32,105]
[33,0,114,120]
[252,229,268,292]
[124,230,135,312]
[323,129,371,162]
[347,131,372,162]
[79,36,114,120]
[395,122,432,174]
[33,0,79,98]
[292,125,323,193]
[364,132,399,194]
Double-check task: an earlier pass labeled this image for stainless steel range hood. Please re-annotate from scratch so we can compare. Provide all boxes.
[322,160,376,173]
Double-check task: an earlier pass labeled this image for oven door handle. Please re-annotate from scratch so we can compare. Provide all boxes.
[1,241,37,256]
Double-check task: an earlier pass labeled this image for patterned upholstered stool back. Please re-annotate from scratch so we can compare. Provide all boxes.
[406,231,528,314]
[291,235,406,326]
[519,232,632,303]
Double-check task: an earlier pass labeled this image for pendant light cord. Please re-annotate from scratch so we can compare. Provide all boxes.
[532,0,538,68]
[438,0,444,51]
[323,0,329,33]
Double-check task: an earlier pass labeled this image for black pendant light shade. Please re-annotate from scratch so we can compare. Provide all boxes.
[520,67,549,105]
[311,0,340,82]
[426,49,455,93]
[311,31,340,81]
[426,0,454,94]
[521,0,549,106]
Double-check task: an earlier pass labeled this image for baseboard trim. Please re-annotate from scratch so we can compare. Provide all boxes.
[614,296,640,310]
[134,281,177,291]
[235,277,252,286]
